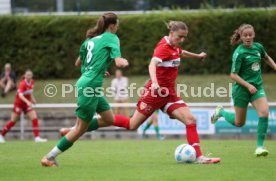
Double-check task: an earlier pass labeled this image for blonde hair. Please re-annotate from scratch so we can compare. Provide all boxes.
[166,21,188,32]
[230,24,254,46]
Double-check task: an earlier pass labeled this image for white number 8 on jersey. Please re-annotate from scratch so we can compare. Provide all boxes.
[86,41,94,64]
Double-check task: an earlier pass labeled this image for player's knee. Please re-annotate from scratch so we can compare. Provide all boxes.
[258,109,269,117]
[129,124,138,131]
[184,116,196,125]
[235,121,245,127]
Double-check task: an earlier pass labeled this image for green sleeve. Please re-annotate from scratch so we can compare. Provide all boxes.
[108,35,121,60]
[257,43,267,59]
[231,51,242,73]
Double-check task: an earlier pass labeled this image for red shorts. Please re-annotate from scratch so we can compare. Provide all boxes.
[137,87,187,118]
[13,103,33,115]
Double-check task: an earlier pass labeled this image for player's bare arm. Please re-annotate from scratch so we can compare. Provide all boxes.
[74,56,82,67]
[115,57,129,68]
[149,58,160,90]
[230,73,257,94]
[263,55,276,71]
[181,50,207,60]
[31,94,37,104]
[19,94,33,107]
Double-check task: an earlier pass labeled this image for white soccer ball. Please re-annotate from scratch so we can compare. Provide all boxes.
[174,144,196,163]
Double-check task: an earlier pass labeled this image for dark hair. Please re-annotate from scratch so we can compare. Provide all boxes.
[230,24,254,46]
[166,21,188,32]
[86,12,118,38]
[21,69,32,80]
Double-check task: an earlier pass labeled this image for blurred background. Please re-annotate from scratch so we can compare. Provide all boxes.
[0,0,275,140]
[2,0,276,14]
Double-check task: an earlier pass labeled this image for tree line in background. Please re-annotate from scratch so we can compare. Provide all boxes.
[0,9,275,78]
[12,0,276,13]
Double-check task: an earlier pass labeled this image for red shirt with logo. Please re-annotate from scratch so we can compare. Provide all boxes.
[146,36,182,94]
[14,79,34,106]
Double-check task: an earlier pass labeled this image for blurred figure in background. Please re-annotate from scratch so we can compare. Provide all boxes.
[0,63,16,97]
[141,110,165,140]
[0,69,47,143]
[111,69,129,116]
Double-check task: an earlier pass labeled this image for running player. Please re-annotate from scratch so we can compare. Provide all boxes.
[211,24,276,156]
[41,12,129,166]
[0,69,47,143]
[55,20,221,164]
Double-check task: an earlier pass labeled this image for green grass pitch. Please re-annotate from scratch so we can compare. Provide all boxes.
[0,140,275,181]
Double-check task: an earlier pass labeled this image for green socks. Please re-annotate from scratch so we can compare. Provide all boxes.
[220,109,236,126]
[57,136,73,152]
[154,126,161,138]
[142,122,152,135]
[87,117,99,132]
[257,117,268,147]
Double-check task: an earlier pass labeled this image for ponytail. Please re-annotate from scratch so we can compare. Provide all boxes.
[230,29,241,46]
[86,12,118,38]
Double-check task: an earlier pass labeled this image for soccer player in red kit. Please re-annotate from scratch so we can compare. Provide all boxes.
[126,21,221,163]
[0,69,47,143]
[46,21,220,166]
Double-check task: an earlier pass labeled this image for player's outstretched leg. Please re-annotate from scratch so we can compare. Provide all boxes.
[59,114,130,137]
[172,107,221,164]
[0,119,17,143]
[211,106,237,126]
[41,117,89,167]
[211,106,223,124]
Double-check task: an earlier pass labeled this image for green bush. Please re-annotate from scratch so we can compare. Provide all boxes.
[0,9,275,78]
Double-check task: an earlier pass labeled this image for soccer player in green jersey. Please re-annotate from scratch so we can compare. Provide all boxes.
[41,12,128,167]
[211,24,276,156]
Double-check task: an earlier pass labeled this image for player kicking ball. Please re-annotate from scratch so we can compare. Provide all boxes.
[43,20,220,167]
[211,24,276,157]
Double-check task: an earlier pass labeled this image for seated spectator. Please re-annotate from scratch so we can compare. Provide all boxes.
[0,63,16,97]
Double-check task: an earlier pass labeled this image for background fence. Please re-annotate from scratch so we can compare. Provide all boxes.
[1,102,276,140]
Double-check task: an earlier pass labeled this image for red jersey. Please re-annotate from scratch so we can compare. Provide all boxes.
[147,36,182,92]
[14,79,34,106]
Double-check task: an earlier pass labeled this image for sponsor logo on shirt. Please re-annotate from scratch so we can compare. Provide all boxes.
[140,102,147,110]
[172,60,180,67]
[251,62,260,71]
[157,58,181,67]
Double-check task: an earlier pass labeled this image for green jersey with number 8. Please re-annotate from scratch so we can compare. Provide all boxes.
[79,32,121,86]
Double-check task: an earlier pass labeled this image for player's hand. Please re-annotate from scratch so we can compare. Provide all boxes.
[27,101,33,107]
[151,82,160,90]
[104,71,110,78]
[198,52,207,61]
[121,58,129,67]
[247,84,257,94]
